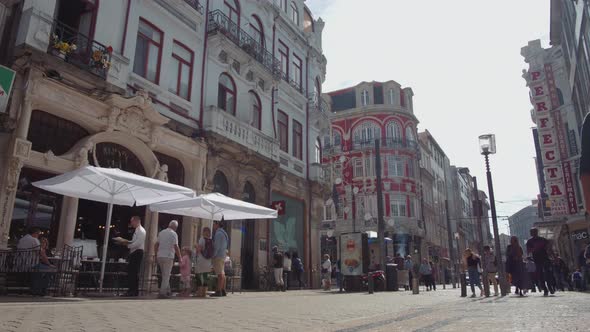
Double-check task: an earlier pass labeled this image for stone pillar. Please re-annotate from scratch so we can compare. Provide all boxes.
[56,196,79,250]
[142,211,158,291]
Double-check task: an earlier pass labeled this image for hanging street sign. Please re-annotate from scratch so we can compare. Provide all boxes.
[0,65,16,114]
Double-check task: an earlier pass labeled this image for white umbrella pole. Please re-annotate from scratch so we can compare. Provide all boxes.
[99,203,114,293]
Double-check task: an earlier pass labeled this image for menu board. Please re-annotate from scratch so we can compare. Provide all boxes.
[340,233,363,276]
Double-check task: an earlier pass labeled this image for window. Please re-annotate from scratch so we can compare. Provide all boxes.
[168,41,193,100]
[333,132,342,147]
[133,19,162,83]
[313,78,321,103]
[333,161,342,179]
[400,89,406,107]
[386,121,402,141]
[278,41,289,79]
[389,89,395,105]
[385,155,404,177]
[361,90,369,106]
[390,196,407,217]
[292,54,303,90]
[303,8,314,33]
[249,91,261,129]
[279,0,287,12]
[407,159,415,177]
[324,204,334,221]
[293,120,303,160]
[290,2,299,25]
[364,156,375,177]
[315,138,321,163]
[218,73,236,115]
[405,126,415,143]
[353,158,363,178]
[353,121,381,145]
[224,0,240,24]
[278,110,288,152]
[249,15,264,47]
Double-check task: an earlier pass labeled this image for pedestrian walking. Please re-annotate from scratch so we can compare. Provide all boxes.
[582,243,590,290]
[525,256,538,293]
[552,255,569,291]
[405,255,414,290]
[212,220,229,297]
[292,252,306,289]
[464,249,483,298]
[155,220,182,298]
[283,252,292,290]
[334,259,342,290]
[419,259,433,291]
[572,269,584,291]
[114,216,145,297]
[481,246,499,296]
[194,227,213,297]
[526,228,554,296]
[179,247,192,297]
[321,254,332,291]
[506,236,525,296]
[272,246,285,291]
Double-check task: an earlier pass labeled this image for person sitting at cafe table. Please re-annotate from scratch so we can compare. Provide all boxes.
[17,227,41,249]
[31,237,56,296]
[113,216,146,297]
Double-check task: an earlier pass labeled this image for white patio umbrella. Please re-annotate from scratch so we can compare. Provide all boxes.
[149,192,278,220]
[33,166,195,292]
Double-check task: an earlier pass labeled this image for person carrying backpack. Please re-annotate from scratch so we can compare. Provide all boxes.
[292,252,306,289]
[195,227,213,297]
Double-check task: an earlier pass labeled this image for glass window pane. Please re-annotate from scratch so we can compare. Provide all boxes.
[179,64,190,99]
[173,44,192,62]
[168,58,180,94]
[133,37,147,77]
[139,21,160,43]
[147,43,159,82]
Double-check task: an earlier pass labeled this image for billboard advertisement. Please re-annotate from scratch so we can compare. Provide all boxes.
[340,232,363,276]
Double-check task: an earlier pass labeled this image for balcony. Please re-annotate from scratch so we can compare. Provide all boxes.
[183,0,204,14]
[281,72,306,95]
[322,144,342,156]
[351,138,419,152]
[203,106,279,162]
[207,10,281,79]
[310,163,329,184]
[48,19,112,79]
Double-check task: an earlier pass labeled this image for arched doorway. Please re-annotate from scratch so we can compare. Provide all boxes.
[241,182,256,289]
[213,171,229,196]
[76,142,147,259]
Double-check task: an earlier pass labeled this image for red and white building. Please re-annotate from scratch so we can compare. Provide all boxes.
[321,81,423,263]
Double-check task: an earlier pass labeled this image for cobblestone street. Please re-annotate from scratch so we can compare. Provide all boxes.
[1,288,588,332]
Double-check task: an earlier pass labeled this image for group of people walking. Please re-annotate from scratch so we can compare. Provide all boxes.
[463,227,576,298]
[272,246,306,291]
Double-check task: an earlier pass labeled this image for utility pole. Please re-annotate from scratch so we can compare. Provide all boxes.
[375,139,386,270]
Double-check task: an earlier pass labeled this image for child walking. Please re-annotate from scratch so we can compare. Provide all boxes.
[179,247,192,297]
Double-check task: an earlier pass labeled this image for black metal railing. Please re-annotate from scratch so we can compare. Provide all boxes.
[184,0,204,14]
[351,138,419,151]
[280,72,305,94]
[49,19,112,79]
[309,94,330,113]
[322,144,342,155]
[207,10,281,78]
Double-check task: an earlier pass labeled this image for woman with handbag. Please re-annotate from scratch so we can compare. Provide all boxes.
[506,236,525,296]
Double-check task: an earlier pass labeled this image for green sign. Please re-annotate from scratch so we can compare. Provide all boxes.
[0,65,16,113]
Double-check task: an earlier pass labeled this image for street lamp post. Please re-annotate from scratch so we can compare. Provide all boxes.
[478,134,509,296]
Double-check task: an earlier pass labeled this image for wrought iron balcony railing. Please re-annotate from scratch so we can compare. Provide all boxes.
[48,19,112,79]
[280,72,305,95]
[309,94,330,113]
[184,0,204,14]
[352,138,419,151]
[207,10,281,78]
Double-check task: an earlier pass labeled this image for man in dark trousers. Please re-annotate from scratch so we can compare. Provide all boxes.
[526,228,554,297]
[115,216,145,297]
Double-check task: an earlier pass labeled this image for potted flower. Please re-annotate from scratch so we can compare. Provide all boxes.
[91,46,113,72]
[51,34,77,58]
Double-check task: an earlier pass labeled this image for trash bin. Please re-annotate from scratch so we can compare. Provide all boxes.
[385,264,398,291]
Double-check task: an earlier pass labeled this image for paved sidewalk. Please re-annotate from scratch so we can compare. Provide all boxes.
[0,288,588,331]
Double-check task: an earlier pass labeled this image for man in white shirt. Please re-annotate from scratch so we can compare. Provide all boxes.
[17,228,41,249]
[155,220,181,298]
[115,216,145,297]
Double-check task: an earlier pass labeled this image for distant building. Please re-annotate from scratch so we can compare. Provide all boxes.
[508,205,540,248]
[498,233,511,263]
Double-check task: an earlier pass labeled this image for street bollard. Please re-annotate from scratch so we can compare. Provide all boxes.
[460,272,467,297]
[483,272,490,297]
[412,277,419,294]
[368,274,374,294]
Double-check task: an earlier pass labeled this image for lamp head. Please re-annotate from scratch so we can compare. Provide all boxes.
[479,134,496,155]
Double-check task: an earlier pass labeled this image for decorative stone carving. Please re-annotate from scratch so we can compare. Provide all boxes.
[43,150,56,165]
[156,164,169,182]
[149,126,162,149]
[12,138,32,159]
[104,107,121,132]
[6,157,24,192]
[117,107,151,136]
[76,140,94,166]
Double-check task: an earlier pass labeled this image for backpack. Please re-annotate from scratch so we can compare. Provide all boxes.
[202,238,214,259]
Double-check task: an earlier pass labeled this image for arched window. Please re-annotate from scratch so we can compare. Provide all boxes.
[315,138,322,163]
[333,132,342,147]
[213,171,229,196]
[218,73,236,115]
[313,77,321,104]
[386,121,402,141]
[290,2,299,25]
[243,181,256,203]
[405,126,415,142]
[303,8,314,33]
[361,90,369,106]
[249,15,264,47]
[224,0,240,25]
[323,135,331,147]
[249,91,261,129]
[353,121,381,144]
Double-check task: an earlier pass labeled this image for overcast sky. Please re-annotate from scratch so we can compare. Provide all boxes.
[307,0,551,234]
